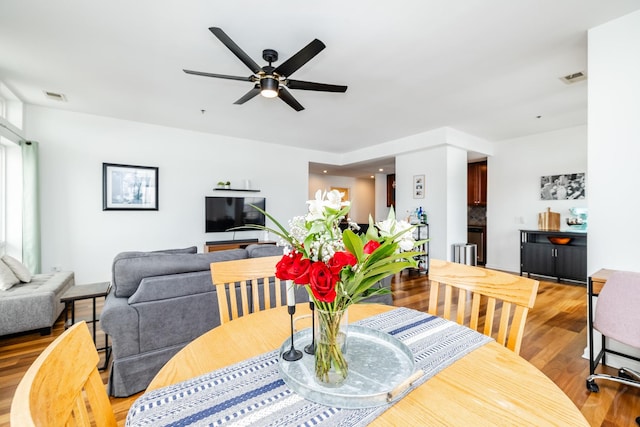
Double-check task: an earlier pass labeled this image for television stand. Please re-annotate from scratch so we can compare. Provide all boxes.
[204,239,276,252]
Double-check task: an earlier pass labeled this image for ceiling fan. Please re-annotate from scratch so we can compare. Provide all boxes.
[183,27,348,111]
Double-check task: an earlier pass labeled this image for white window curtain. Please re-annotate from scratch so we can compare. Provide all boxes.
[22,140,41,273]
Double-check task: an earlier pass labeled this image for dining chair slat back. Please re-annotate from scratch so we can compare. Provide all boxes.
[10,321,117,427]
[211,256,286,324]
[427,259,539,355]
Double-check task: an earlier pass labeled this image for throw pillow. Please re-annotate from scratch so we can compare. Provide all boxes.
[1,255,32,283]
[0,260,20,291]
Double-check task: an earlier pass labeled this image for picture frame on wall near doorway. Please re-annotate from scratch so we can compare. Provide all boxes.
[330,187,350,201]
[413,175,425,198]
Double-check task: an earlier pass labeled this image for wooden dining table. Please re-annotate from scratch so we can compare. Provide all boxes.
[144,303,588,426]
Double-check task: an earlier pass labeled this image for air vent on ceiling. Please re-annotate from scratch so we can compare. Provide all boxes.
[43,91,67,102]
[560,71,587,84]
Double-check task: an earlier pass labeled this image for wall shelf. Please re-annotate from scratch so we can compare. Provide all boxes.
[213,188,261,192]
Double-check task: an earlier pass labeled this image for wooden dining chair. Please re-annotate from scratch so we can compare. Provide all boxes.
[11,321,116,427]
[427,259,539,355]
[211,255,290,324]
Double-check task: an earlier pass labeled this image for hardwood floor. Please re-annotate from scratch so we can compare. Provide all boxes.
[1,273,638,426]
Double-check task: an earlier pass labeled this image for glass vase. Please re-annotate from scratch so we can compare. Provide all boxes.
[314,307,348,386]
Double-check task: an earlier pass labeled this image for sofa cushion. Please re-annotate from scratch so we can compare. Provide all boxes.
[112,249,248,297]
[151,246,198,255]
[246,244,285,258]
[2,255,32,283]
[0,271,75,336]
[0,261,20,291]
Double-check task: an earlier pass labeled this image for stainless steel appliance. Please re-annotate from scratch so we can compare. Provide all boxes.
[467,226,485,265]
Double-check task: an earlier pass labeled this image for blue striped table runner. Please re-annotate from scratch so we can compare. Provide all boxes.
[126,307,492,427]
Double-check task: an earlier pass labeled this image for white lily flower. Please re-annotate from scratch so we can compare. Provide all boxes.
[376,218,395,237]
[325,189,344,210]
[306,189,326,221]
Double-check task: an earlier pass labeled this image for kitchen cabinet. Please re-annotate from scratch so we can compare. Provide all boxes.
[520,230,587,283]
[467,161,487,206]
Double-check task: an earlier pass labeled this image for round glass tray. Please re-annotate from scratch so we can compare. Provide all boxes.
[278,325,417,408]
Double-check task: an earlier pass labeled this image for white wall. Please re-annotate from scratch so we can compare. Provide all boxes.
[25,106,312,284]
[396,144,467,262]
[487,125,587,272]
[374,173,391,222]
[586,10,640,370]
[588,10,640,274]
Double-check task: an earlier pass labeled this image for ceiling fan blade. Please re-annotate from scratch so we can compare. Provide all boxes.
[273,39,325,78]
[209,27,262,74]
[234,85,261,105]
[286,79,347,92]
[278,87,304,111]
[183,69,254,82]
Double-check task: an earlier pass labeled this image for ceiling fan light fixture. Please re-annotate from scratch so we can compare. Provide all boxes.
[260,77,279,98]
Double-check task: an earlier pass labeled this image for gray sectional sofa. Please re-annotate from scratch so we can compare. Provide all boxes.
[0,271,75,336]
[101,244,392,397]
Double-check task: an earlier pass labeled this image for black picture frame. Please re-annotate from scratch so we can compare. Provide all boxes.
[102,163,159,210]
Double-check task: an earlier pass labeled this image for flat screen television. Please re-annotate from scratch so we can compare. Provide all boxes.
[205,196,266,232]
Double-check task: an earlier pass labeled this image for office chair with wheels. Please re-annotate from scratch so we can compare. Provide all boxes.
[586,271,640,395]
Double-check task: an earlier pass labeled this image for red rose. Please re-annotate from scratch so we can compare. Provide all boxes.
[275,252,310,284]
[328,251,357,276]
[309,262,338,303]
[275,254,295,280]
[363,240,381,255]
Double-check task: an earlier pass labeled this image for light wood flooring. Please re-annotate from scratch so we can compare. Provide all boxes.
[1,273,638,426]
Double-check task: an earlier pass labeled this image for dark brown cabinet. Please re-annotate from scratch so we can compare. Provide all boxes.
[386,174,396,207]
[520,230,587,283]
[467,161,487,206]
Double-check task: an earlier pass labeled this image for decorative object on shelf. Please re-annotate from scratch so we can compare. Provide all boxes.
[538,207,560,231]
[315,306,348,385]
[567,207,588,230]
[103,163,158,211]
[413,175,425,199]
[240,189,424,386]
[548,236,572,245]
[216,181,226,189]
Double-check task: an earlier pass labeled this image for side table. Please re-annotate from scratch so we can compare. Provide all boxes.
[60,281,112,370]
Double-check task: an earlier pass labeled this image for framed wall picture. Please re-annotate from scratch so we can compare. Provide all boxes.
[540,173,586,200]
[103,163,159,210]
[413,175,425,198]
[330,186,350,201]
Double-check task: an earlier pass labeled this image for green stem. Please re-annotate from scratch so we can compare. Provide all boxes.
[315,308,348,384]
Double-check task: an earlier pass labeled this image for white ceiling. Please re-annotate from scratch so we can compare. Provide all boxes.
[1,1,639,176]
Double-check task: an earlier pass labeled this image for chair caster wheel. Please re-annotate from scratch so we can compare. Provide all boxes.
[586,379,599,393]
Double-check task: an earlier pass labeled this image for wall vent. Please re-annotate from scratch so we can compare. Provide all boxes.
[560,71,587,84]
[43,91,67,101]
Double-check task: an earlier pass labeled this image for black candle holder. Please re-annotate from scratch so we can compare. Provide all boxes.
[304,301,315,355]
[282,305,302,361]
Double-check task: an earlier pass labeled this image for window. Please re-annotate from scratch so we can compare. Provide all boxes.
[0,143,5,253]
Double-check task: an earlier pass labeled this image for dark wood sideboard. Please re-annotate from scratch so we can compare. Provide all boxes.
[520,229,587,283]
